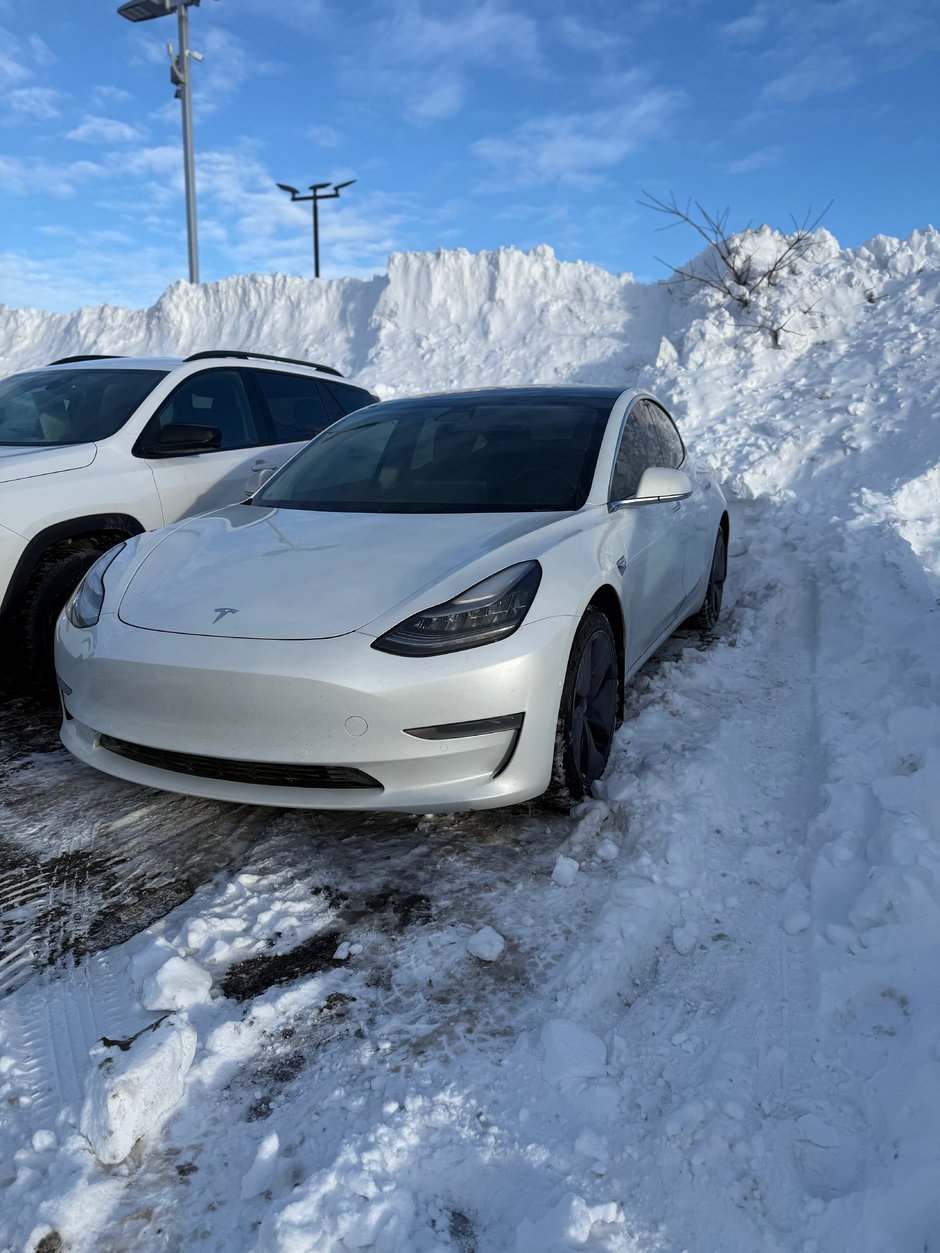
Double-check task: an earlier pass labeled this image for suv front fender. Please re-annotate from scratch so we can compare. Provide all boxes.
[0,513,145,623]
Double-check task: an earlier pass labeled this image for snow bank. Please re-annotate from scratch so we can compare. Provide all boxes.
[2,225,939,1252]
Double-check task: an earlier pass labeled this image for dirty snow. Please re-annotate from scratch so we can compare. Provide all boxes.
[1,227,939,1251]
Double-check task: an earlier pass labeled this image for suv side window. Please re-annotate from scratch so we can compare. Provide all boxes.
[321,381,377,420]
[643,399,685,469]
[252,370,331,443]
[139,369,258,452]
[610,402,663,500]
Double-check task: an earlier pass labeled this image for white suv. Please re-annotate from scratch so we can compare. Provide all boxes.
[0,350,378,683]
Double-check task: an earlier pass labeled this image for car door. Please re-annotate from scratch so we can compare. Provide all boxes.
[641,398,702,597]
[646,398,713,596]
[608,400,688,669]
[136,368,280,523]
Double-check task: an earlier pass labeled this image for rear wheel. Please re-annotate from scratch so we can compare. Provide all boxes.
[19,542,108,691]
[690,527,727,632]
[545,609,619,809]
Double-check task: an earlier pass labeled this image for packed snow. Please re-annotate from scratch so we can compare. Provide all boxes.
[1,227,939,1252]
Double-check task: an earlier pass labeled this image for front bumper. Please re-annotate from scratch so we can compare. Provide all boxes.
[55,613,574,811]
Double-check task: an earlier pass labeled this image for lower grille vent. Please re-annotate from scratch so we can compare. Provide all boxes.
[98,735,382,790]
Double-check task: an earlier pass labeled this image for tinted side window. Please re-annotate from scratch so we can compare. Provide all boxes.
[643,400,685,469]
[610,404,662,499]
[322,381,376,418]
[253,370,331,443]
[141,370,258,452]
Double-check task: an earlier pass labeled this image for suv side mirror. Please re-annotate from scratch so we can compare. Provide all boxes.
[139,423,222,458]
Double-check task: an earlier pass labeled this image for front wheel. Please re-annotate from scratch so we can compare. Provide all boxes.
[545,609,619,809]
[690,527,727,632]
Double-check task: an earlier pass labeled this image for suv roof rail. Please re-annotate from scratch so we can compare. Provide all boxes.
[184,350,343,378]
[47,354,124,366]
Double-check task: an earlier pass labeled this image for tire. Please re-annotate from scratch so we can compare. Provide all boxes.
[544,609,619,809]
[690,527,727,633]
[19,542,107,692]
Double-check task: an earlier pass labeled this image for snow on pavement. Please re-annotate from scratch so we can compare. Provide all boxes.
[1,228,939,1250]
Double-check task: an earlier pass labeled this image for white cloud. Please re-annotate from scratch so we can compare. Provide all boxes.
[356,0,543,127]
[26,33,54,67]
[726,144,786,174]
[0,26,33,86]
[92,85,133,108]
[761,51,856,104]
[308,125,342,149]
[555,15,622,53]
[403,75,464,126]
[721,5,771,42]
[192,27,283,115]
[67,115,147,145]
[386,0,540,68]
[0,154,103,197]
[0,244,180,313]
[8,86,61,120]
[473,88,685,186]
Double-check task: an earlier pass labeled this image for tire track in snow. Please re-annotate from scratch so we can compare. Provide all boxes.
[0,696,279,996]
[538,499,837,1247]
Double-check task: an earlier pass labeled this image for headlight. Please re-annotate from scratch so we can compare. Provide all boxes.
[372,561,542,656]
[65,543,127,629]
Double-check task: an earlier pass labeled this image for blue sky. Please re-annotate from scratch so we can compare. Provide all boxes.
[1,0,938,311]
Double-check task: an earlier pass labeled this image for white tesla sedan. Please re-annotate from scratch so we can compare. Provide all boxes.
[56,387,728,812]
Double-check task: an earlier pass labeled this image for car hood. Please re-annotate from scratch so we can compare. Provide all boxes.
[118,504,564,639]
[0,443,96,484]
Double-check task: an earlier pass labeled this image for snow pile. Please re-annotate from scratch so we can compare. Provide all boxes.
[1,227,939,1251]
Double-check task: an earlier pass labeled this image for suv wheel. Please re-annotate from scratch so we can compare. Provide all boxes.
[20,542,108,690]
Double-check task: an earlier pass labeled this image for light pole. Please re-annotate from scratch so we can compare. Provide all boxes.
[117,0,205,284]
[276,180,357,277]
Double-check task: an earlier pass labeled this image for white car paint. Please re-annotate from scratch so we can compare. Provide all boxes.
[56,387,728,812]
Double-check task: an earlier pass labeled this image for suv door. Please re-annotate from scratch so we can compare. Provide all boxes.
[609,400,688,668]
[245,370,377,491]
[136,369,275,522]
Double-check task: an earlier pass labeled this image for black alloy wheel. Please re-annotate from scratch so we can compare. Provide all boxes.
[546,609,619,808]
[691,527,727,632]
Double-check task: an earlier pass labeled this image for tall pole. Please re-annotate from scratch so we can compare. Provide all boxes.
[312,197,321,278]
[276,180,356,279]
[177,3,199,284]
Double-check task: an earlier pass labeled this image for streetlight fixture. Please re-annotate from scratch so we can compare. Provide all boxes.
[276,180,357,278]
[117,0,205,284]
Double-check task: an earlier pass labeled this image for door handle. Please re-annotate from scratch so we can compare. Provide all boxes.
[251,459,276,471]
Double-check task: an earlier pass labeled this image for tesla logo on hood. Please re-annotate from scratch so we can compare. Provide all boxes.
[212,607,239,623]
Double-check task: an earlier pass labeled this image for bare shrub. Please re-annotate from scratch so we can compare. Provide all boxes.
[638,191,831,327]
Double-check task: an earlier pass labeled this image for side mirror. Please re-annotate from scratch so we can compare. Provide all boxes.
[140,423,222,458]
[614,466,693,508]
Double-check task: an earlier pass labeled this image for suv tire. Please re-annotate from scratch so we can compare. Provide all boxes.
[20,542,107,689]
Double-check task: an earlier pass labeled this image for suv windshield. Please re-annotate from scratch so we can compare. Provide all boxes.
[0,369,167,447]
[255,394,612,513]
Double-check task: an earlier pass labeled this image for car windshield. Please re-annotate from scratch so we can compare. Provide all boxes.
[255,394,613,513]
[0,368,167,447]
